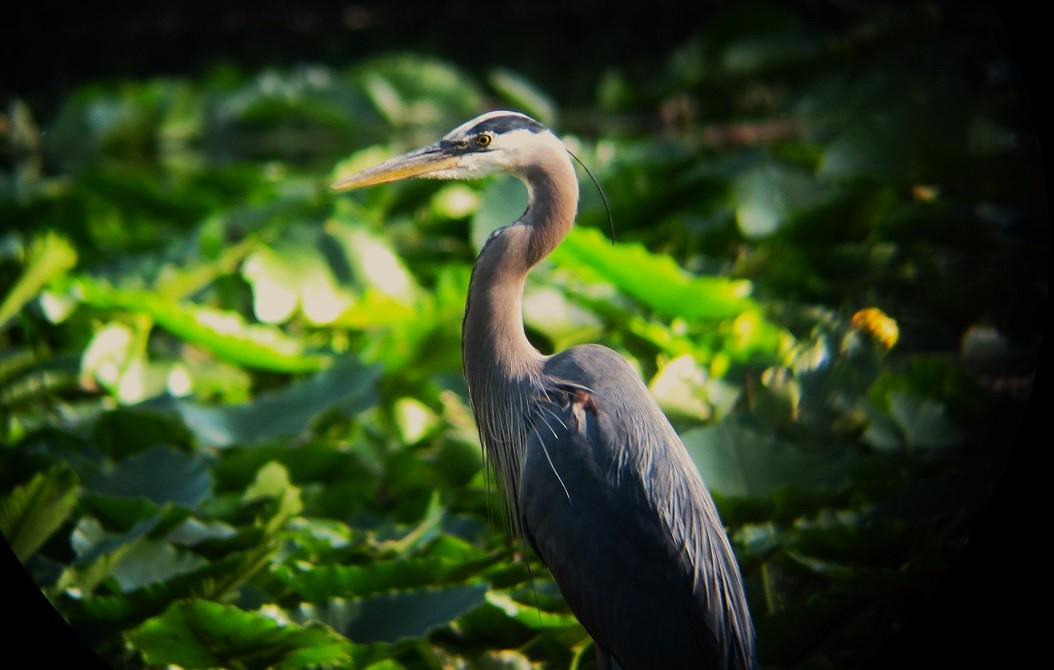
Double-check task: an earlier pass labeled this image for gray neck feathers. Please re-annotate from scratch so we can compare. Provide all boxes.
[461,140,578,523]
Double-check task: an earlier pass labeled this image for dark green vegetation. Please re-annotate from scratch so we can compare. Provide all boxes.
[1,4,1044,668]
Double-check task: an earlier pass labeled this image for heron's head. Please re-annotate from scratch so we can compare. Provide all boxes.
[331,110,565,191]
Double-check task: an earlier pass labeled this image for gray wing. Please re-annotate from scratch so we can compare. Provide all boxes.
[519,344,756,670]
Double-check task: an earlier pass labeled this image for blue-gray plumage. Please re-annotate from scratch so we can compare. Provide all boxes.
[333,110,757,670]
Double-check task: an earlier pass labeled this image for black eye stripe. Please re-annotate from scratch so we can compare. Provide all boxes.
[441,114,545,153]
[467,114,544,136]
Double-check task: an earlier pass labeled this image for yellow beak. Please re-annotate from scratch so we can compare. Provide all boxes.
[330,144,459,191]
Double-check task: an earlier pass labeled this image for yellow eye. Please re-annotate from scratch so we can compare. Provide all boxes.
[476,134,492,147]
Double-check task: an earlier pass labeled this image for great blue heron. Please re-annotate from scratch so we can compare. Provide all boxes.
[332,111,757,670]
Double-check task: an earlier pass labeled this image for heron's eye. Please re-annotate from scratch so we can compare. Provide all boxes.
[476,134,492,148]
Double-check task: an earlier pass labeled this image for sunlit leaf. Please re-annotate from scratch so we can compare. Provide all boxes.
[484,591,579,631]
[393,397,439,445]
[522,285,603,351]
[649,354,713,421]
[64,543,276,641]
[0,463,80,562]
[128,599,356,669]
[550,227,756,320]
[430,183,482,219]
[244,461,303,535]
[73,277,331,373]
[0,231,77,331]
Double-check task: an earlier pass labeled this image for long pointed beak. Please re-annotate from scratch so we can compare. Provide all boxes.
[330,143,459,191]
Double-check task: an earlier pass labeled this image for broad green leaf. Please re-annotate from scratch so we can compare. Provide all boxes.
[295,583,489,643]
[83,445,212,509]
[484,591,580,631]
[393,397,439,445]
[241,243,355,326]
[888,391,967,451]
[328,222,418,304]
[550,226,756,320]
[0,231,77,331]
[353,54,484,131]
[174,356,379,448]
[90,407,193,461]
[522,285,604,351]
[429,183,482,219]
[649,354,714,422]
[64,543,275,641]
[682,421,845,498]
[72,276,330,373]
[108,539,208,593]
[128,599,355,670]
[273,556,492,601]
[0,464,80,562]
[56,514,164,597]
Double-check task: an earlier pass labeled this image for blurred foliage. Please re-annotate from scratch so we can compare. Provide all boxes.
[1,3,1044,669]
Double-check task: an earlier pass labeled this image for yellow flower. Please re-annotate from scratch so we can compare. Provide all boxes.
[851,307,899,350]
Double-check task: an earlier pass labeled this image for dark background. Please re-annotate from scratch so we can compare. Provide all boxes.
[3,2,1044,667]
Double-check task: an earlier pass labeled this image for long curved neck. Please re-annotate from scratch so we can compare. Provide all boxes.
[462,140,578,508]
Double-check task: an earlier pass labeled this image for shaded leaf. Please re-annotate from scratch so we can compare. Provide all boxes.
[296,583,489,643]
[84,445,212,509]
[682,421,845,498]
[175,356,379,448]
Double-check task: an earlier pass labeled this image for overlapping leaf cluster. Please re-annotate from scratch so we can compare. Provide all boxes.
[1,5,1042,668]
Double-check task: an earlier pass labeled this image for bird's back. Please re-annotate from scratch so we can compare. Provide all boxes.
[519,344,756,669]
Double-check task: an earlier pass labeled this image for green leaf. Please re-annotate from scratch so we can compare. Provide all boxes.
[0,463,80,562]
[887,391,968,451]
[128,599,355,670]
[242,243,355,326]
[484,591,580,631]
[64,543,276,642]
[107,539,209,593]
[0,231,77,331]
[244,462,303,536]
[487,69,556,125]
[682,421,845,498]
[295,583,488,643]
[273,555,493,601]
[72,276,330,373]
[84,445,213,509]
[522,285,604,351]
[550,226,756,320]
[175,356,379,448]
